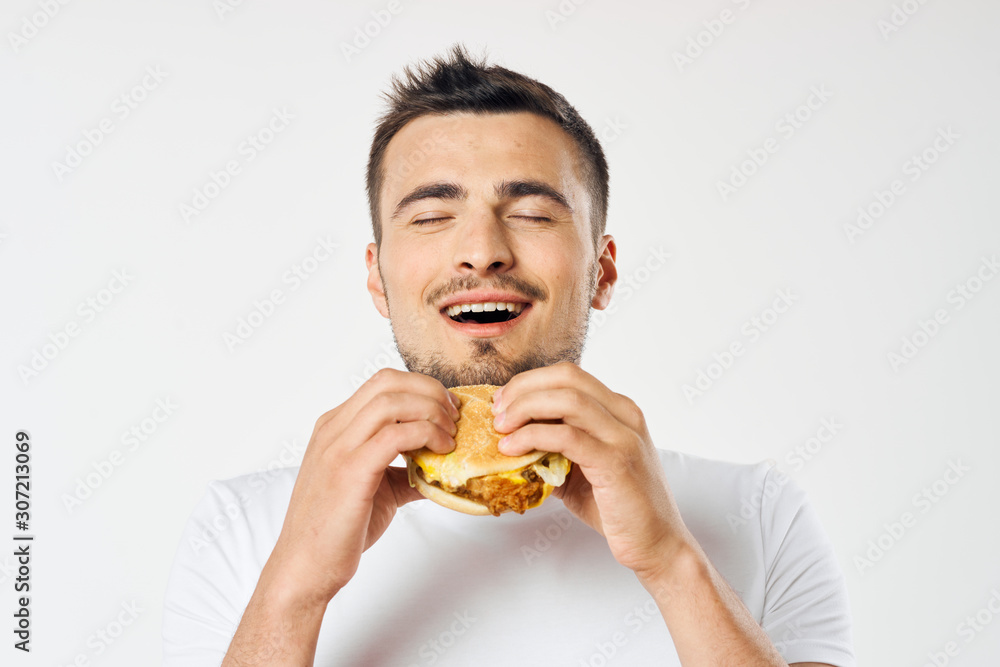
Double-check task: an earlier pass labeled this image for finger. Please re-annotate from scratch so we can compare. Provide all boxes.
[550,466,601,533]
[498,421,611,471]
[335,391,459,454]
[357,419,456,472]
[500,422,644,496]
[385,466,425,506]
[493,362,638,428]
[494,387,619,443]
[550,461,590,499]
[319,368,460,432]
[327,420,454,505]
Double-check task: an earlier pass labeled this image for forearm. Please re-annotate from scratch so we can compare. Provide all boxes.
[223,559,331,667]
[643,541,786,667]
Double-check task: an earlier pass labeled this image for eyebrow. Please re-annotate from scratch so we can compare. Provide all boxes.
[389,179,573,221]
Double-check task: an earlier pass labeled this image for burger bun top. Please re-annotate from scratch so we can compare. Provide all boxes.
[407,384,548,489]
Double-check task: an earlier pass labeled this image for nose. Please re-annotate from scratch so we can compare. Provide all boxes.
[451,210,514,274]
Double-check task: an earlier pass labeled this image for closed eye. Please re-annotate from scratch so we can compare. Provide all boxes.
[412,216,552,225]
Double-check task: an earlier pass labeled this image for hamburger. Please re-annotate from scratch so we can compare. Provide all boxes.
[405,384,572,516]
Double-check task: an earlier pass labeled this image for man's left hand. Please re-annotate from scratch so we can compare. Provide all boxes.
[491,362,693,584]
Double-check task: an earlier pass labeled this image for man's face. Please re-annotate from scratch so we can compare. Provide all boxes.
[366,111,616,387]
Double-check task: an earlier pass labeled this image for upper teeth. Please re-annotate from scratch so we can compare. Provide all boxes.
[446,302,525,317]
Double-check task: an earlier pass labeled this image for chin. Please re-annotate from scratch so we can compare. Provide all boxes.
[398,342,579,389]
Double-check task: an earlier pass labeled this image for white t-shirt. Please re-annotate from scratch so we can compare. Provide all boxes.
[162,449,856,666]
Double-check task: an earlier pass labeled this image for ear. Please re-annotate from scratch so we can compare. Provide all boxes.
[365,243,390,319]
[591,235,618,310]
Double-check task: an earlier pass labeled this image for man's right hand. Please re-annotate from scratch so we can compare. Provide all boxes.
[223,369,459,665]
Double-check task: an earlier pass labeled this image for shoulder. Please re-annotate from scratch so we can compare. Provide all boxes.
[205,465,300,512]
[163,468,300,662]
[656,447,818,555]
[656,447,772,482]
[656,447,782,520]
[654,449,820,607]
[173,467,299,570]
[655,449,855,664]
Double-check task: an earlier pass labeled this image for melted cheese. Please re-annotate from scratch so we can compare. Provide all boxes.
[493,470,528,484]
[414,453,570,492]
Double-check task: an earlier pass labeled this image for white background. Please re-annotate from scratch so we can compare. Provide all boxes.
[2,0,999,664]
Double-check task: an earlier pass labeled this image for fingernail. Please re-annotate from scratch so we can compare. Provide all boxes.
[492,387,504,412]
[493,411,505,428]
[498,435,511,452]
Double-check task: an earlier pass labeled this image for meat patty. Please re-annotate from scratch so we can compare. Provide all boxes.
[462,471,546,516]
[417,466,546,516]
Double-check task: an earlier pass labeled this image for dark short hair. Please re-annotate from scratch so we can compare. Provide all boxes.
[366,43,609,249]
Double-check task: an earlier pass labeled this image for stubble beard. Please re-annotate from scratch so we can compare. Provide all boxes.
[383,262,599,388]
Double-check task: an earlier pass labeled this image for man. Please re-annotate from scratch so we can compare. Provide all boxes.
[163,44,855,666]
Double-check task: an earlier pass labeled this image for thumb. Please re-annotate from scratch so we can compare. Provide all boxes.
[386,466,425,506]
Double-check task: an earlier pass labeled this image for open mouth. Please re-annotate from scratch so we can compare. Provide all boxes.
[443,302,526,325]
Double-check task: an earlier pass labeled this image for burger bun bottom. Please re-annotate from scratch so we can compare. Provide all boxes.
[406,456,493,516]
